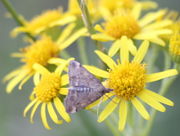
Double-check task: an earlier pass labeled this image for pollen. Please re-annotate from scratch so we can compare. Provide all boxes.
[22,36,59,68]
[104,12,140,39]
[108,62,146,100]
[35,73,61,102]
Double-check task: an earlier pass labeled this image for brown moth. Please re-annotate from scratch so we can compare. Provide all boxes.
[64,60,112,113]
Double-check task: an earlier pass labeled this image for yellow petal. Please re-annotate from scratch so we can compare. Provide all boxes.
[131,98,150,120]
[119,100,128,131]
[144,20,172,30]
[47,102,63,124]
[33,63,49,75]
[54,97,71,122]
[3,67,22,82]
[11,52,24,58]
[98,97,119,122]
[6,70,29,93]
[144,89,174,106]
[50,16,76,27]
[57,23,76,44]
[138,91,166,112]
[120,36,129,64]
[91,33,114,41]
[139,10,165,27]
[133,40,149,63]
[95,50,116,69]
[41,103,51,130]
[55,58,74,75]
[108,40,121,57]
[147,29,172,35]
[61,74,69,86]
[128,39,137,56]
[146,69,178,82]
[148,37,165,46]
[140,1,158,10]
[48,58,67,65]
[59,88,69,95]
[131,4,142,20]
[30,101,41,123]
[33,72,40,86]
[23,99,38,117]
[94,24,105,33]
[59,27,87,50]
[83,65,109,78]
[86,92,115,109]
[18,72,33,90]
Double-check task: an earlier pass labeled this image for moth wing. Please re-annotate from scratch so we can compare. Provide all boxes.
[68,60,104,90]
[65,87,103,113]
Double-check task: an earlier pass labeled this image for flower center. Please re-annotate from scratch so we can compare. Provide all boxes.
[22,36,59,68]
[104,13,140,39]
[35,73,61,102]
[108,62,146,100]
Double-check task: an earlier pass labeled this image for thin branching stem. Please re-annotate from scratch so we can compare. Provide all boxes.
[1,0,36,41]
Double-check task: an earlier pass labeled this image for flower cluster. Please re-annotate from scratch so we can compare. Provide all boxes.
[2,0,179,135]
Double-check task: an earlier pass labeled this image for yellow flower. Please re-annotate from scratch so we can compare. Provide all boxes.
[12,8,76,36]
[169,22,180,63]
[4,19,87,93]
[24,60,71,129]
[92,5,172,56]
[4,36,59,93]
[97,0,157,19]
[85,38,177,131]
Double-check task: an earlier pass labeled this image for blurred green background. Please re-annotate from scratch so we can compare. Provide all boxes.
[0,0,180,136]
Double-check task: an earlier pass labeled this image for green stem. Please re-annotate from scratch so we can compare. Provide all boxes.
[78,112,100,136]
[77,38,89,64]
[163,50,172,70]
[1,0,36,41]
[148,46,159,73]
[77,0,93,34]
[77,0,104,52]
[105,119,120,136]
[60,50,71,59]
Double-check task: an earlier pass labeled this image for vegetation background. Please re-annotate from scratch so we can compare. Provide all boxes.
[0,0,179,136]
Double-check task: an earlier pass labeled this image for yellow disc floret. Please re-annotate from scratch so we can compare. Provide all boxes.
[35,73,61,102]
[104,13,140,39]
[22,36,59,68]
[108,62,146,100]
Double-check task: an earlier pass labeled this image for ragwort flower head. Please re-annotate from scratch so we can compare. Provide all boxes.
[85,37,177,131]
[12,8,76,36]
[4,21,87,93]
[24,59,72,129]
[92,5,173,57]
[4,36,59,93]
